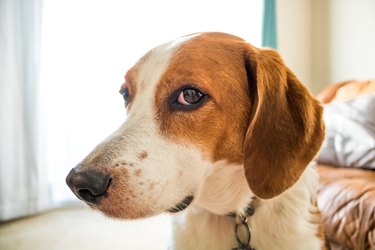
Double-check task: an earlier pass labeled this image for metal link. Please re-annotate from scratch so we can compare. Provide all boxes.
[231,215,255,250]
[229,199,257,250]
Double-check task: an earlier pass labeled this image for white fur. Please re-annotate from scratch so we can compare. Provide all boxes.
[171,163,322,250]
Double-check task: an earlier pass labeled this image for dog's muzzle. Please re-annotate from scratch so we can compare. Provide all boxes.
[66,167,112,205]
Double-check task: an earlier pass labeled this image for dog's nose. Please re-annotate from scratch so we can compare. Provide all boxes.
[66,167,112,204]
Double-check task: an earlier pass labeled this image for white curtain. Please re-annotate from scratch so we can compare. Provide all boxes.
[1,0,263,220]
[0,0,49,221]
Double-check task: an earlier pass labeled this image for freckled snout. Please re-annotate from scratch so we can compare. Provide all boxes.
[66,167,113,205]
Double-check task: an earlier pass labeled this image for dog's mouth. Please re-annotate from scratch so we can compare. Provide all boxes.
[167,195,194,213]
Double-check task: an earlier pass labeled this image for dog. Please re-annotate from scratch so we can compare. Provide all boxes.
[66,32,325,250]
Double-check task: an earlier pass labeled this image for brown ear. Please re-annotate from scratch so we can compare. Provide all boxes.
[243,47,325,199]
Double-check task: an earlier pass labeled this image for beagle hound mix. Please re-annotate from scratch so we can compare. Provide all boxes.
[66,32,325,250]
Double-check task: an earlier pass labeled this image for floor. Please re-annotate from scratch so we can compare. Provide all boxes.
[0,205,171,250]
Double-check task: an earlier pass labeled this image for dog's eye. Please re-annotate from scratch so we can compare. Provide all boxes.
[119,88,131,107]
[169,85,208,111]
[178,88,204,105]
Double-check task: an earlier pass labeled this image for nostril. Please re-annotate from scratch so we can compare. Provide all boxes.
[77,188,97,204]
[76,176,112,204]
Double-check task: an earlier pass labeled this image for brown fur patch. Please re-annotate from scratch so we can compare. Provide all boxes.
[243,48,325,199]
[154,33,252,164]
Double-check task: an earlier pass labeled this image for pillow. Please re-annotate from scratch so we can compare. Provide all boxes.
[316,94,375,169]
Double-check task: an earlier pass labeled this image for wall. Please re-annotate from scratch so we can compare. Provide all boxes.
[277,0,375,95]
[311,0,331,94]
[277,0,313,91]
[328,0,375,85]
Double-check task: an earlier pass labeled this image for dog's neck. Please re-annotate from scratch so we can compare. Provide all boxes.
[170,162,323,250]
[196,161,253,216]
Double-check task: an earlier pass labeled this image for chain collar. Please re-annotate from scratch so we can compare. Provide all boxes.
[228,200,257,250]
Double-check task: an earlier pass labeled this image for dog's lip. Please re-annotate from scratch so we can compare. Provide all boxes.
[167,195,194,213]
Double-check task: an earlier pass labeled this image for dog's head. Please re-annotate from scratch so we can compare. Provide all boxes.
[66,32,324,219]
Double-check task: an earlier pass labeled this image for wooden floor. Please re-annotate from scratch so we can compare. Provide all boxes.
[0,206,170,250]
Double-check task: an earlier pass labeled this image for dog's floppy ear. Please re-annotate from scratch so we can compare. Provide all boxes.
[243,47,325,199]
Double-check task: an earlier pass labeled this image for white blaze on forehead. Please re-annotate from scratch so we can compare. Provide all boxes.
[132,33,200,111]
[165,33,200,51]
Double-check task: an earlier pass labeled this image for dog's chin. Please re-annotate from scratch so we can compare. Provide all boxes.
[92,203,157,220]
[84,197,156,219]
[86,195,195,219]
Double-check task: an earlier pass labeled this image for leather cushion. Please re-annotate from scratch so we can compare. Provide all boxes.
[316,164,375,249]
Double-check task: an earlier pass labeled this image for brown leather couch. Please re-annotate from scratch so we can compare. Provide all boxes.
[315,80,375,250]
